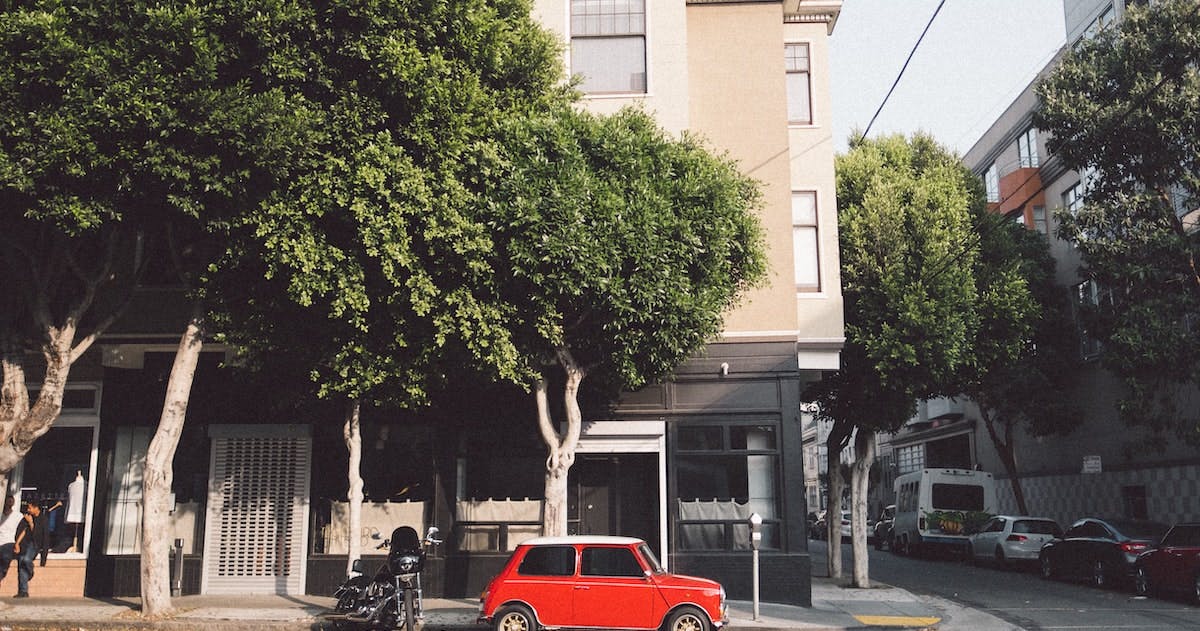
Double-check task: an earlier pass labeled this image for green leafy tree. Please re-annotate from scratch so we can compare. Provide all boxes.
[204,0,568,583]
[2,0,567,614]
[479,107,768,536]
[954,210,1082,515]
[810,133,983,586]
[1035,0,1200,446]
[0,0,322,613]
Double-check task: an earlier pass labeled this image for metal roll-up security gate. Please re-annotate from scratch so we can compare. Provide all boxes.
[201,425,312,595]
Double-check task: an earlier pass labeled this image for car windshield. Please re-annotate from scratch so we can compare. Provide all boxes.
[638,544,665,574]
[1014,520,1061,536]
[1162,524,1200,547]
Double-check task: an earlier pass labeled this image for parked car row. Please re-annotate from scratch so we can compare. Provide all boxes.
[874,509,1198,605]
[903,513,1198,605]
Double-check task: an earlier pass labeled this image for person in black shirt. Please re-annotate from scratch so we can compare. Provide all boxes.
[12,500,58,598]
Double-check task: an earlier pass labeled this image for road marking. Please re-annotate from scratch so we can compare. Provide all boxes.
[853,615,941,626]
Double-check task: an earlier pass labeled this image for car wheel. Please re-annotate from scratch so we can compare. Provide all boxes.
[1040,554,1055,580]
[665,606,710,631]
[1134,566,1151,597]
[494,604,537,631]
[995,547,1007,569]
[1192,572,1200,605]
[1091,560,1108,588]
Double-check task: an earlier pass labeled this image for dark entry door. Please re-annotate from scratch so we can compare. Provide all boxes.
[569,455,659,554]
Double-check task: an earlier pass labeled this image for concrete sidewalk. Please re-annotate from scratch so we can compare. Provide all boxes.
[0,577,1018,631]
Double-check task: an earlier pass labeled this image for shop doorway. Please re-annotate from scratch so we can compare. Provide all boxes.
[570,454,660,556]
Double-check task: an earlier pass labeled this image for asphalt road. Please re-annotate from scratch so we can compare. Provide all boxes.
[809,539,1200,630]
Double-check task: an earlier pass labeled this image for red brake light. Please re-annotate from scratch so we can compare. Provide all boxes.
[1006,534,1028,542]
[1120,542,1148,554]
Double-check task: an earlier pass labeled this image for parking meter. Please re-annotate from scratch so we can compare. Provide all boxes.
[748,513,762,620]
[749,512,762,550]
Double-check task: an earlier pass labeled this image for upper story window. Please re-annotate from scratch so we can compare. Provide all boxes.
[1080,3,1114,42]
[785,43,812,125]
[984,162,1000,203]
[570,0,646,95]
[1074,280,1109,359]
[791,191,820,292]
[1017,127,1039,168]
[1063,180,1085,215]
[1031,205,1048,235]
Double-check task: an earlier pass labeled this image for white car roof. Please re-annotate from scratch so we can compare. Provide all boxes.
[519,535,645,546]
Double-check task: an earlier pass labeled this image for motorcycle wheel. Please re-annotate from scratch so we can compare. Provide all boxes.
[404,588,416,631]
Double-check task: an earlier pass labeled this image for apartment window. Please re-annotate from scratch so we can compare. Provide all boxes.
[792,191,820,291]
[1017,127,1039,168]
[1063,181,1085,215]
[896,444,924,475]
[785,43,812,124]
[570,0,646,94]
[1074,280,1107,359]
[1081,4,1114,41]
[1031,205,1048,235]
[984,162,1000,203]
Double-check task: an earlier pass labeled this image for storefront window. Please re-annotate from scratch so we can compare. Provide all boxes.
[674,422,780,551]
[17,426,95,554]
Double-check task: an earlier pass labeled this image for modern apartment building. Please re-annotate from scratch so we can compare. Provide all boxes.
[13,0,844,604]
[873,0,1199,529]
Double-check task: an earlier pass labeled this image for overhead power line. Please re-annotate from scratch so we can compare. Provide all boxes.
[859,0,946,143]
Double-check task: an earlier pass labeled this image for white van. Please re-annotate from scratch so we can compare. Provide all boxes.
[891,468,995,556]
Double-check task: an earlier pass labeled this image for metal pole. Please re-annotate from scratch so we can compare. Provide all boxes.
[752,547,760,621]
[171,539,184,597]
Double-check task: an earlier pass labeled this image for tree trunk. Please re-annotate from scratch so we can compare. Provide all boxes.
[344,399,364,576]
[850,429,875,588]
[140,302,204,617]
[537,348,586,537]
[0,329,72,474]
[824,420,852,580]
[978,406,1028,515]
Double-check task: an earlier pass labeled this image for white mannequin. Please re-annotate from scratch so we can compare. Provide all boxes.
[66,471,85,523]
[66,471,85,552]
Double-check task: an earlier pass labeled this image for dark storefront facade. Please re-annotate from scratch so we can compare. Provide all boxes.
[44,336,815,605]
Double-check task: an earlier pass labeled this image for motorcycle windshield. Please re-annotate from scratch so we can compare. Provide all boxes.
[389,526,421,553]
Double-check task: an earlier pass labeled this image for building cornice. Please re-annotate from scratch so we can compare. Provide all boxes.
[685,0,842,34]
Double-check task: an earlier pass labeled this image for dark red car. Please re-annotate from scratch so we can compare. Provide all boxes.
[478,536,726,631]
[1133,522,1200,603]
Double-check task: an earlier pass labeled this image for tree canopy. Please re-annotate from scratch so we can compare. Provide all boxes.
[1035,0,1200,445]
[811,133,983,432]
[478,106,768,534]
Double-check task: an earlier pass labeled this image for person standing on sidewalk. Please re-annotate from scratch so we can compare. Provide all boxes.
[0,495,20,586]
[12,500,58,598]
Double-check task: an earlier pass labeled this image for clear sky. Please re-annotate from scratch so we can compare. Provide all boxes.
[830,0,1067,157]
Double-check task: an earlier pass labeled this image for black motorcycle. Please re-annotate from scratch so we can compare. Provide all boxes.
[326,525,441,631]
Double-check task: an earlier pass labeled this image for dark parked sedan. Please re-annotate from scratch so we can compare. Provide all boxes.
[1133,522,1200,603]
[1039,517,1170,588]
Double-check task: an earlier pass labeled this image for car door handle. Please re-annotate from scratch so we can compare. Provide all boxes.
[574,586,589,590]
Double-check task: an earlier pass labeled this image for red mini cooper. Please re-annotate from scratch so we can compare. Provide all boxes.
[478,536,727,631]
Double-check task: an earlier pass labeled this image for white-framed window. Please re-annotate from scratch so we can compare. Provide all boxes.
[896,445,924,475]
[792,191,820,291]
[785,43,812,125]
[570,0,646,94]
[1017,127,1039,168]
[984,162,1000,203]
